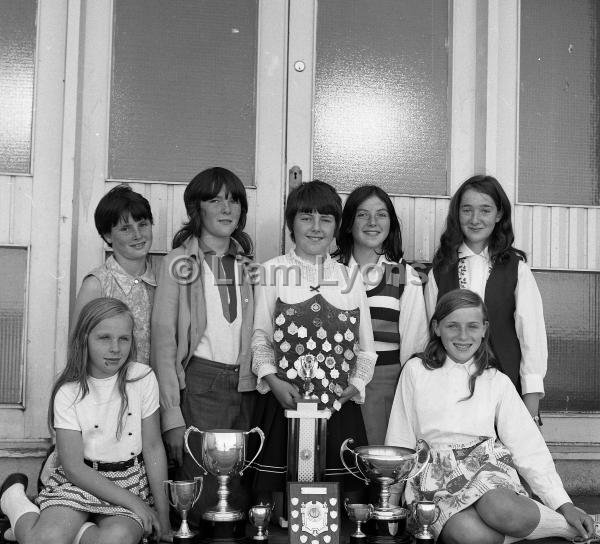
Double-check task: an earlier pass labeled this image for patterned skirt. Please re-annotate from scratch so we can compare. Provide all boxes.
[405,437,528,538]
[36,458,153,527]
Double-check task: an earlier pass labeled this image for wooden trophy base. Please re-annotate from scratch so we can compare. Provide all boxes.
[363,517,411,544]
[198,518,247,542]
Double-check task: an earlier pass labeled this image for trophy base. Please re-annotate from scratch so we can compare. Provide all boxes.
[371,506,408,522]
[203,509,245,522]
[414,537,435,544]
[363,517,411,544]
[199,518,247,542]
[173,535,201,544]
[350,535,369,544]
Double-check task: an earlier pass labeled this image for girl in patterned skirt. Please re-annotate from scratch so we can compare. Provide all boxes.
[385,289,596,544]
[0,298,171,544]
[250,180,377,499]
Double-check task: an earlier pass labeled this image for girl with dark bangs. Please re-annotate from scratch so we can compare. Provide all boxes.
[424,175,547,421]
[334,185,428,445]
[249,180,376,513]
[385,289,595,544]
[151,167,256,525]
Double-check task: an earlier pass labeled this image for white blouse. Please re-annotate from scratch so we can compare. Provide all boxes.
[424,243,547,395]
[385,356,570,510]
[251,249,377,402]
[347,255,429,364]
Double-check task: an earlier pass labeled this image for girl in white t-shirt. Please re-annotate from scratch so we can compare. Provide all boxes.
[0,298,171,544]
[385,289,595,544]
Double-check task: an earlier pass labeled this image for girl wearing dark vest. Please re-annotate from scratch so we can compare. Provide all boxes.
[424,175,546,420]
[335,185,428,445]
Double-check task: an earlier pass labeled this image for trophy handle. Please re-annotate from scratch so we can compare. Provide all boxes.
[340,438,370,484]
[408,439,430,480]
[163,480,176,508]
[183,426,208,475]
[240,426,265,475]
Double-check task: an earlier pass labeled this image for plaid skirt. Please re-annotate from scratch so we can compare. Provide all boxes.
[405,437,528,538]
[36,457,153,528]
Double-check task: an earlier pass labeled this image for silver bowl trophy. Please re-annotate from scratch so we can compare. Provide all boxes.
[163,478,203,543]
[344,501,374,544]
[184,426,265,540]
[410,500,441,544]
[340,439,430,543]
[249,502,274,541]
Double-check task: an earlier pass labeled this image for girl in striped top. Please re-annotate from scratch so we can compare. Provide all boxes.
[335,185,428,445]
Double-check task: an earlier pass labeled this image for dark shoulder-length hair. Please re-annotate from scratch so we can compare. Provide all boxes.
[284,180,342,242]
[47,298,140,439]
[419,288,498,400]
[432,175,526,272]
[172,167,253,256]
[334,185,403,265]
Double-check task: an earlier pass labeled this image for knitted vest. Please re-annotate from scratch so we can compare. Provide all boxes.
[433,252,522,393]
[366,261,406,365]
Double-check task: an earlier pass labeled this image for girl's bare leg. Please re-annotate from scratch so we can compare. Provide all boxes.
[80,514,143,544]
[439,505,504,544]
[475,488,540,537]
[14,507,88,544]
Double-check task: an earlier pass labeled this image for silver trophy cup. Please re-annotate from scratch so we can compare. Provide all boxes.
[340,438,430,521]
[344,500,373,540]
[412,500,441,541]
[183,427,265,521]
[298,354,317,399]
[249,502,273,540]
[163,478,203,540]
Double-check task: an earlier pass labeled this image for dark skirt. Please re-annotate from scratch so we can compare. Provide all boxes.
[247,391,368,494]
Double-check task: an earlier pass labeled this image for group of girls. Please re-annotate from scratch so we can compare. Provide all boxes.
[0,170,597,544]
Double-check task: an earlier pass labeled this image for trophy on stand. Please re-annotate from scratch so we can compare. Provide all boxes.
[249,502,274,541]
[344,501,373,544]
[183,427,265,541]
[286,354,331,483]
[163,478,203,543]
[340,439,430,543]
[411,501,441,544]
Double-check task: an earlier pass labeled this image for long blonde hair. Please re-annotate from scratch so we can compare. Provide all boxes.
[48,298,141,439]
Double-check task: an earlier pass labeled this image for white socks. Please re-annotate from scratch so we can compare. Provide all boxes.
[72,521,96,544]
[525,501,578,540]
[0,481,39,528]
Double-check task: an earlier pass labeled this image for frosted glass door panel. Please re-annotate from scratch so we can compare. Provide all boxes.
[110,0,258,184]
[519,0,600,205]
[0,0,36,174]
[313,0,448,195]
[535,270,600,412]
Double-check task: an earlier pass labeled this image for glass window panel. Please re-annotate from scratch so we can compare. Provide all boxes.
[534,270,600,412]
[519,0,600,205]
[0,247,27,404]
[313,0,448,195]
[0,0,36,174]
[110,0,258,184]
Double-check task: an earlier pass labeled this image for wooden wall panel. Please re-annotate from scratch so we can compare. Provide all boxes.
[0,177,32,246]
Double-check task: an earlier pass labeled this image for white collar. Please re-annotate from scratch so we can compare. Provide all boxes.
[458,242,490,261]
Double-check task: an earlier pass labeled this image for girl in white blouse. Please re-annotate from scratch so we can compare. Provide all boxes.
[385,289,594,544]
[424,175,546,420]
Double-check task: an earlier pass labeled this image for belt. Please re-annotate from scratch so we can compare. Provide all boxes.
[84,452,143,472]
[376,349,401,366]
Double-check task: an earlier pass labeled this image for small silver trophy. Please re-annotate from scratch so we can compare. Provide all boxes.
[412,500,441,543]
[163,477,203,540]
[249,502,274,541]
[344,501,373,543]
[298,354,317,398]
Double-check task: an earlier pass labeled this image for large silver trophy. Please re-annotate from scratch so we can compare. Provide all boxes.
[183,427,265,522]
[163,478,203,540]
[340,439,430,524]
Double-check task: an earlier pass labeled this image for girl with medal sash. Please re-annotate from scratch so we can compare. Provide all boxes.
[249,180,377,498]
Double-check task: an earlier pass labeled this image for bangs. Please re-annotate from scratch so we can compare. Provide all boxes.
[296,193,339,218]
[116,200,153,226]
[199,171,248,210]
